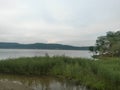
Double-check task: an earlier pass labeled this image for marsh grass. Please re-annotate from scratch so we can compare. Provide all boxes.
[0,56,119,90]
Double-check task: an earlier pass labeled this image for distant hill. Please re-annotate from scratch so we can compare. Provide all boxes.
[0,42,89,50]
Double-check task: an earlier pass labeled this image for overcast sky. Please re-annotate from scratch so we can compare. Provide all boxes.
[0,0,120,46]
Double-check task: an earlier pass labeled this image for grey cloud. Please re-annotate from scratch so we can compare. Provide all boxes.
[0,0,120,46]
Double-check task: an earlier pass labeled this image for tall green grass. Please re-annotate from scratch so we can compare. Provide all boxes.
[0,56,119,90]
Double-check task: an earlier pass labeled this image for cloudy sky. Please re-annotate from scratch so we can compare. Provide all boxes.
[0,0,120,46]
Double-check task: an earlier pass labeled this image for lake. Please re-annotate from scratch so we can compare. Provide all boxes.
[0,49,92,60]
[0,75,88,90]
[0,49,91,90]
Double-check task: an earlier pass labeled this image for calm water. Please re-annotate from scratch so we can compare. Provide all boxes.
[0,75,88,90]
[0,49,92,60]
[0,50,91,90]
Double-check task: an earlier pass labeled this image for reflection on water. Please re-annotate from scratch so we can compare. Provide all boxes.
[0,75,88,90]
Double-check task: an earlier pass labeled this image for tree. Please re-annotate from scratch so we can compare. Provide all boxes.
[93,31,120,57]
[89,46,98,55]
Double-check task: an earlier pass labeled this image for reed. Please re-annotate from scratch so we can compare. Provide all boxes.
[0,56,119,90]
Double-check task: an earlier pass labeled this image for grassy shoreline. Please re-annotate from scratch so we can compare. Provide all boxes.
[0,56,120,90]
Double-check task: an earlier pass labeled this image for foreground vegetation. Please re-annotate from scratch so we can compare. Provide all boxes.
[0,56,120,90]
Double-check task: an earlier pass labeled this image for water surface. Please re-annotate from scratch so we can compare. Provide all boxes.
[0,75,88,90]
[0,49,91,90]
[0,49,92,60]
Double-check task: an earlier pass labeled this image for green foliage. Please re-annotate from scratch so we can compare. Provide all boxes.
[0,57,120,90]
[94,31,120,57]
